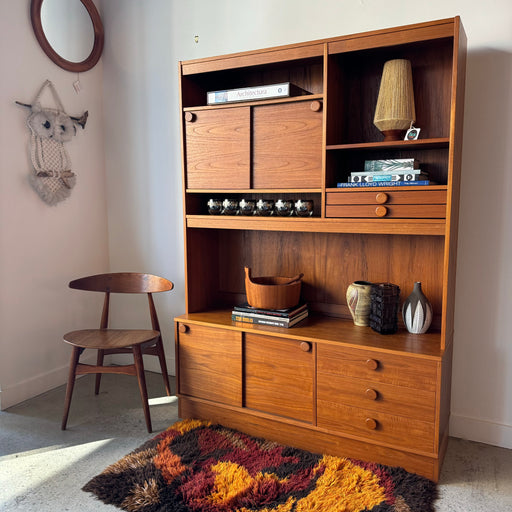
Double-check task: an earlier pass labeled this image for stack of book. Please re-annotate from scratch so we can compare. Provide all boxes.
[231,302,308,328]
[338,158,430,188]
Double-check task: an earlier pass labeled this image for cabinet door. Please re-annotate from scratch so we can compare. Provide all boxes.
[185,107,251,189]
[177,323,242,406]
[244,333,314,423]
[252,101,323,189]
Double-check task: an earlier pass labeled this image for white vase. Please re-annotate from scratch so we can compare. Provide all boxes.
[402,282,433,334]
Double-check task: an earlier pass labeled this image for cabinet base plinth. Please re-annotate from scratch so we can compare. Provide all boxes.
[178,396,441,481]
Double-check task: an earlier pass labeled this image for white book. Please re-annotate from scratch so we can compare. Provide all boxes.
[207,82,302,104]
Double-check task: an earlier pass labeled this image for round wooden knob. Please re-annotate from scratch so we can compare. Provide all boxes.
[375,205,388,217]
[375,192,388,204]
[366,359,378,370]
[184,111,196,122]
[178,324,189,333]
[365,418,378,430]
[310,100,322,112]
[365,388,378,400]
[300,341,312,352]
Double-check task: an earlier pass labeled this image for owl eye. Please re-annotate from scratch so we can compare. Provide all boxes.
[43,120,51,129]
[60,125,66,131]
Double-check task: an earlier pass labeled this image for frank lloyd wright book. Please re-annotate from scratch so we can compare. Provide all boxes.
[337,180,430,188]
[207,82,306,104]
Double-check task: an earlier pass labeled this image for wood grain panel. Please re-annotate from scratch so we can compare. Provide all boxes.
[185,107,250,189]
[244,333,314,423]
[252,102,323,188]
[317,344,437,391]
[326,190,447,205]
[177,323,242,405]
[317,373,436,421]
[325,204,446,219]
[215,230,444,318]
[316,401,434,452]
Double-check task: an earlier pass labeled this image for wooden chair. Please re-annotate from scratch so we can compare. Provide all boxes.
[61,273,174,433]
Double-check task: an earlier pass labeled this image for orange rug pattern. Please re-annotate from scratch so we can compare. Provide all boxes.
[83,419,437,511]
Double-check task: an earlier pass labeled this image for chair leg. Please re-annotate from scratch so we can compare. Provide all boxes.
[155,338,172,396]
[95,349,104,395]
[133,345,152,433]
[61,346,81,430]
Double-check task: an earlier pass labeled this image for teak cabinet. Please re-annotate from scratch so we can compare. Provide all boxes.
[175,17,466,481]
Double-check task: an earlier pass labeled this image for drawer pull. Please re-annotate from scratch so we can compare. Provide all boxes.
[366,358,379,370]
[375,192,389,204]
[300,341,312,352]
[365,388,378,400]
[184,112,196,122]
[310,100,322,112]
[365,418,378,430]
[178,324,189,333]
[375,205,388,217]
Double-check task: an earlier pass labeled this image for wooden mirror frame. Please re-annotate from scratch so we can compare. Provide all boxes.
[30,0,104,73]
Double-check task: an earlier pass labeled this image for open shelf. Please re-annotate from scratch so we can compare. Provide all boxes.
[326,138,450,151]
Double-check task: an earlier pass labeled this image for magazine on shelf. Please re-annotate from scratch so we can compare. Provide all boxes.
[232,302,307,318]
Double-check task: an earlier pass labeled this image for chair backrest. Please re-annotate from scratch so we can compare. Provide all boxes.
[69,273,174,294]
[69,273,174,330]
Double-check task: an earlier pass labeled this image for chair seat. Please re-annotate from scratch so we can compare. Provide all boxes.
[63,329,160,350]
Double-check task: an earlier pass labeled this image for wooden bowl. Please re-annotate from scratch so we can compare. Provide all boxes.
[244,267,303,310]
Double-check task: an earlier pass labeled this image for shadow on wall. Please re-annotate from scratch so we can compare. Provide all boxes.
[453,48,512,429]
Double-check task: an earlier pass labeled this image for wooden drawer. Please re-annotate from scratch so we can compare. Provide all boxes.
[177,323,242,406]
[325,189,447,218]
[317,373,436,422]
[316,401,435,452]
[326,204,445,218]
[317,345,438,392]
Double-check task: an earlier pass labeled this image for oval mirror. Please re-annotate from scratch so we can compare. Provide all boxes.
[30,0,104,73]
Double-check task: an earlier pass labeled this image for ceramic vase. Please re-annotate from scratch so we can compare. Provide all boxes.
[346,281,373,326]
[402,282,433,334]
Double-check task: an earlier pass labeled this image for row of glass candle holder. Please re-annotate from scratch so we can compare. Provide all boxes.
[207,198,314,217]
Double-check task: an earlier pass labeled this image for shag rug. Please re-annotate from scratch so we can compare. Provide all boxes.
[83,419,437,512]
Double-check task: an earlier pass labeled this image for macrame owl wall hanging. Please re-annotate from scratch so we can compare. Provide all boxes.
[16,80,88,206]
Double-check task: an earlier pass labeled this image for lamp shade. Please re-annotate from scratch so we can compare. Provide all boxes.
[374,59,415,141]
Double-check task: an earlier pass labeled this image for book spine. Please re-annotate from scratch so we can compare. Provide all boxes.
[364,158,417,172]
[350,169,424,177]
[232,304,307,318]
[231,310,295,323]
[207,83,292,104]
[232,311,308,327]
[349,173,428,183]
[232,313,291,327]
[337,180,430,188]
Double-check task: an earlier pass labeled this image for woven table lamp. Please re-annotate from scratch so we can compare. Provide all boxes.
[374,59,415,141]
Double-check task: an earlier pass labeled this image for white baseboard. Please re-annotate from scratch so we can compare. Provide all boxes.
[450,413,512,449]
[0,353,175,411]
[0,353,97,410]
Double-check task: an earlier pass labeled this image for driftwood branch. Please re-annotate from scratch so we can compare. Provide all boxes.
[15,101,88,129]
